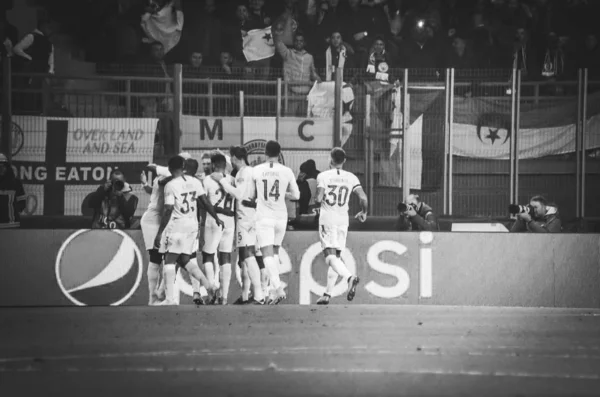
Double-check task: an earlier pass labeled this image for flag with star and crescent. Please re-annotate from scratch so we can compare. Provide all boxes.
[243,26,276,62]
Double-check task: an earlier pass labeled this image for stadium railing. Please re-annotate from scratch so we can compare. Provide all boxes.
[2,60,599,230]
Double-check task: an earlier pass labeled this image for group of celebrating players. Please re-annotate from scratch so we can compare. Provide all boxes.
[139,140,369,306]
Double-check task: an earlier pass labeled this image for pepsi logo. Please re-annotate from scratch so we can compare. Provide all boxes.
[55,230,143,306]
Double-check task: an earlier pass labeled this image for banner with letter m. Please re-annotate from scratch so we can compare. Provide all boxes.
[5,116,157,216]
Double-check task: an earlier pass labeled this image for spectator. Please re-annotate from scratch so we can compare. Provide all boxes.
[297,159,320,215]
[511,27,539,80]
[273,28,321,115]
[312,0,346,66]
[469,11,495,68]
[183,50,209,115]
[365,36,397,84]
[510,195,562,233]
[579,33,600,80]
[0,17,18,58]
[89,170,138,230]
[140,0,184,58]
[0,153,26,229]
[213,51,241,116]
[13,19,55,75]
[341,0,386,67]
[445,34,478,69]
[246,0,273,80]
[325,30,355,81]
[226,4,263,66]
[395,194,439,232]
[541,32,577,83]
[249,0,272,27]
[134,41,174,117]
[397,17,441,70]
[181,0,222,66]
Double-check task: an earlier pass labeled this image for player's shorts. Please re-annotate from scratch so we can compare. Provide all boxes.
[319,223,348,251]
[203,225,235,254]
[236,221,256,248]
[256,217,287,248]
[159,224,199,256]
[140,212,161,251]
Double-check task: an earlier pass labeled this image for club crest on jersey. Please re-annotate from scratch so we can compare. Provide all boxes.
[55,230,143,306]
[243,139,285,166]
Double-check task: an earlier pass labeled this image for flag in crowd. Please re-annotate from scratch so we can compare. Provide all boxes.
[242,27,275,62]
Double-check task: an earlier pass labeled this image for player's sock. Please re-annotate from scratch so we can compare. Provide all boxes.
[173,266,181,305]
[219,262,232,304]
[203,260,215,289]
[163,264,177,303]
[245,256,264,302]
[147,262,161,303]
[326,255,352,280]
[187,261,212,291]
[263,256,282,290]
[325,266,339,296]
[241,261,251,301]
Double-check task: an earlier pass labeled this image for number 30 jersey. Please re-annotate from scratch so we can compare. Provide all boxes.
[253,161,299,220]
[317,168,361,227]
[203,174,236,230]
[164,176,206,233]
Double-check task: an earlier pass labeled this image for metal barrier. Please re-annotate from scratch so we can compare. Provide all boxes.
[2,59,599,227]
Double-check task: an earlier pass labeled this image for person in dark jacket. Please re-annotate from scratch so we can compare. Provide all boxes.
[510,195,562,233]
[297,159,320,215]
[0,153,26,229]
[13,19,55,74]
[395,194,439,231]
[89,170,138,229]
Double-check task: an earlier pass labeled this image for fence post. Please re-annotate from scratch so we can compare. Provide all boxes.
[125,79,131,117]
[448,69,455,216]
[334,67,343,147]
[443,69,450,215]
[401,69,410,202]
[1,55,12,160]
[514,69,521,205]
[239,91,245,145]
[509,68,518,205]
[576,69,583,218]
[582,68,588,218]
[173,64,182,153]
[276,78,282,141]
[208,80,214,117]
[365,94,373,212]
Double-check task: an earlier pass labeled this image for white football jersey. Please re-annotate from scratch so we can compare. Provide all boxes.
[164,175,206,233]
[234,165,256,221]
[253,161,299,220]
[144,176,169,216]
[317,168,361,226]
[203,174,236,229]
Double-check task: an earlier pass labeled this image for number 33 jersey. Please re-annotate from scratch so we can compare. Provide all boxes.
[253,161,299,220]
[203,174,236,230]
[164,176,206,233]
[317,169,361,226]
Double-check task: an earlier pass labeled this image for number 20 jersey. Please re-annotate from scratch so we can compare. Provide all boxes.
[203,174,236,230]
[164,176,206,233]
[317,168,361,227]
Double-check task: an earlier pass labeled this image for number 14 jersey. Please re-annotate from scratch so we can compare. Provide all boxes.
[253,161,298,220]
[317,168,361,227]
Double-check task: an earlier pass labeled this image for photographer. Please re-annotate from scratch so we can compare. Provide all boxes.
[89,170,138,229]
[509,196,562,233]
[395,194,439,232]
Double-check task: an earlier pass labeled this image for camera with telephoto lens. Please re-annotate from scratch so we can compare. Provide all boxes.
[109,180,125,192]
[508,204,534,216]
[397,202,417,213]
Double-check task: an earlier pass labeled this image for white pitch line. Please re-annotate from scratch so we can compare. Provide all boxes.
[3,345,600,364]
[2,365,600,380]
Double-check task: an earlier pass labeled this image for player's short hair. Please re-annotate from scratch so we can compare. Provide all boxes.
[265,140,281,158]
[201,152,211,160]
[330,147,346,165]
[211,153,227,169]
[168,155,185,172]
[186,159,199,175]
[110,169,124,178]
[230,145,249,165]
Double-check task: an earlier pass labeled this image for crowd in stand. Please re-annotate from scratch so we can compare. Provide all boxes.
[102,0,600,83]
